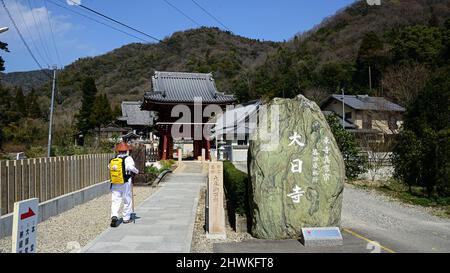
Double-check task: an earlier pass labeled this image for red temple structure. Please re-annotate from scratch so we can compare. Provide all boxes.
[141,71,235,160]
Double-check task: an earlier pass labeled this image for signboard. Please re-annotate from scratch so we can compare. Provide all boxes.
[301,227,343,247]
[12,198,38,253]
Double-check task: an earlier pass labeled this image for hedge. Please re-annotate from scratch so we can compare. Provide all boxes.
[223,161,249,216]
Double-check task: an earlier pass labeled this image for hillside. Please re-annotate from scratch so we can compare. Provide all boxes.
[0,69,51,93]
[234,0,450,102]
[44,27,279,114]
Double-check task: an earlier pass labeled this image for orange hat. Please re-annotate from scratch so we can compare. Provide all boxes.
[115,142,130,152]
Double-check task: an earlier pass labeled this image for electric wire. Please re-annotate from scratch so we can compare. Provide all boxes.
[58,0,207,62]
[46,0,152,43]
[1,0,52,78]
[30,0,54,64]
[42,0,63,68]
[13,0,50,66]
[162,0,202,27]
[190,0,231,32]
[66,0,162,42]
[21,0,54,65]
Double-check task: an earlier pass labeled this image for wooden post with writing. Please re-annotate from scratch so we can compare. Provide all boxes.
[206,161,226,239]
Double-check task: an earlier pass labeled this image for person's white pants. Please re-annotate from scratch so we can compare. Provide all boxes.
[111,181,133,221]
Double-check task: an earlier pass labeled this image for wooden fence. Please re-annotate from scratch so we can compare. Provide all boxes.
[0,153,114,215]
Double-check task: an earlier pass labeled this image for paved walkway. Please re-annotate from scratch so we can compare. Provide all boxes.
[82,162,206,253]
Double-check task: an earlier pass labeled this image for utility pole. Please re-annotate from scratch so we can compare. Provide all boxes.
[47,65,57,158]
[368,65,372,93]
[341,88,345,129]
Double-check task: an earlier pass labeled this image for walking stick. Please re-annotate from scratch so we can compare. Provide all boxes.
[131,176,135,223]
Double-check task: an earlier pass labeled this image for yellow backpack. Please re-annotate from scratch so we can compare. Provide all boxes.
[109,156,130,184]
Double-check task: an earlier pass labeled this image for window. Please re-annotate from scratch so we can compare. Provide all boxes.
[345,112,352,120]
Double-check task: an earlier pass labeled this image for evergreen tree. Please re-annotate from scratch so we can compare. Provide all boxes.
[90,94,113,133]
[354,32,385,92]
[326,114,367,179]
[393,66,450,197]
[14,87,26,118]
[76,77,98,134]
[0,41,9,72]
[27,88,42,119]
[113,104,122,118]
[392,25,443,65]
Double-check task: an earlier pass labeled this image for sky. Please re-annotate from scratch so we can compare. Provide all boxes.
[0,0,357,73]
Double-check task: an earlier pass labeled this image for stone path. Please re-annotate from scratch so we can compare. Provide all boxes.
[82,162,206,253]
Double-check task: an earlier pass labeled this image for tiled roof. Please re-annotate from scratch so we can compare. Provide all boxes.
[118,101,153,126]
[213,101,261,137]
[144,71,235,104]
[324,95,405,112]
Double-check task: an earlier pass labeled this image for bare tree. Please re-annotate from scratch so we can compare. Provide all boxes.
[358,132,395,182]
[304,87,329,104]
[382,63,430,107]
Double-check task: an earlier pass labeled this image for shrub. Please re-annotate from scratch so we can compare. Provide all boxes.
[223,161,249,216]
[326,114,367,179]
[145,166,160,175]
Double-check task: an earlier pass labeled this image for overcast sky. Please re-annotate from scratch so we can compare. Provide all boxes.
[0,0,356,72]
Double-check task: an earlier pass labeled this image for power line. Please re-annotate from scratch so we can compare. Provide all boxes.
[66,0,162,43]
[190,0,231,32]
[42,0,63,68]
[21,0,52,65]
[1,0,52,77]
[61,0,207,62]
[162,0,202,27]
[46,0,152,43]
[28,0,54,65]
[13,0,50,66]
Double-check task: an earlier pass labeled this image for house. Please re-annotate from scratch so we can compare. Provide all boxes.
[211,100,260,162]
[320,94,405,136]
[116,101,155,141]
[99,123,132,140]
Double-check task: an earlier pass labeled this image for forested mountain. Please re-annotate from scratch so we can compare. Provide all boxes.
[232,0,450,103]
[0,69,51,93]
[1,0,449,154]
[49,27,278,114]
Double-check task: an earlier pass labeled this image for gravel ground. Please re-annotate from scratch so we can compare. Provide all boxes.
[190,187,253,253]
[0,185,160,253]
[342,184,450,252]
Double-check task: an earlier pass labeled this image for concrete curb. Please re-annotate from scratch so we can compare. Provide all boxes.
[0,181,110,239]
[155,170,172,185]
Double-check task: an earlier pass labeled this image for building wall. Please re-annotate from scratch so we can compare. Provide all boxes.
[322,99,403,134]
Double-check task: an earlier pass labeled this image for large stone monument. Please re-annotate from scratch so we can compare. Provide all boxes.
[248,95,345,239]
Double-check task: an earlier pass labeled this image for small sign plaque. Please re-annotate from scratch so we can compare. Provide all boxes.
[12,198,39,253]
[301,227,343,247]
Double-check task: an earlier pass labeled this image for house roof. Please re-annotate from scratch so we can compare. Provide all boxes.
[213,101,261,137]
[144,71,235,104]
[322,95,405,112]
[100,126,130,132]
[322,111,358,129]
[118,101,153,126]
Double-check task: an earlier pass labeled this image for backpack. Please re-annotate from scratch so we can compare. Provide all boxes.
[109,156,131,184]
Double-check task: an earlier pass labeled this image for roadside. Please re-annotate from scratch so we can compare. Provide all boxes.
[190,187,253,253]
[342,184,450,252]
[0,185,160,253]
[347,180,450,219]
